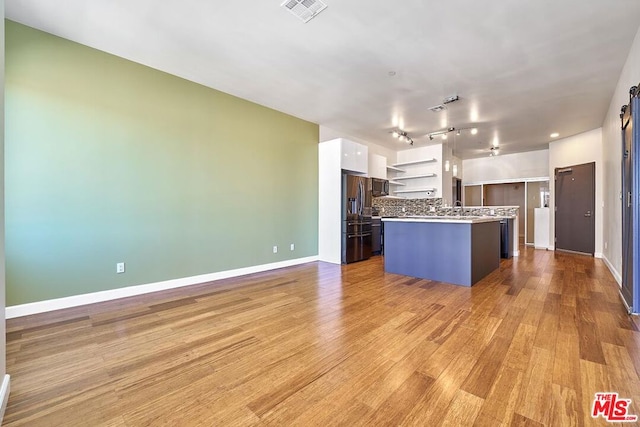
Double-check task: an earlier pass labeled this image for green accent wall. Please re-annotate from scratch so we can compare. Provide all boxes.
[5,21,319,306]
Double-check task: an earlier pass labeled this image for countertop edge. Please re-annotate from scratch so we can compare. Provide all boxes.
[382,216,505,224]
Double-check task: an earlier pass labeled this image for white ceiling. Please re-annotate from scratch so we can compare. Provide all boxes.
[6,0,640,158]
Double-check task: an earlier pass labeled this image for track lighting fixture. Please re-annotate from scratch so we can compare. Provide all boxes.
[426,126,479,141]
[392,125,479,145]
[390,129,414,145]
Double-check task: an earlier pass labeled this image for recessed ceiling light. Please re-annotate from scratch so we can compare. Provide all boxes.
[471,128,478,135]
[550,132,559,138]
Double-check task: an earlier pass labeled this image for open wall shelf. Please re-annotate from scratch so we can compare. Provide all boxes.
[394,188,437,194]
[392,173,437,180]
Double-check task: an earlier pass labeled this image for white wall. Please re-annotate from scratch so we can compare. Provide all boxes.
[462,149,549,184]
[441,145,463,206]
[548,128,604,257]
[318,140,342,264]
[602,24,640,284]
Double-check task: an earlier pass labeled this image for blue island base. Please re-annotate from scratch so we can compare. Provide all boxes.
[383,219,501,287]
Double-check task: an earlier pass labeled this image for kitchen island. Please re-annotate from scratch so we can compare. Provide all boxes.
[382,216,502,286]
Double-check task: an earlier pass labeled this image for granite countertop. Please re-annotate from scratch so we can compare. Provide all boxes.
[382,216,503,224]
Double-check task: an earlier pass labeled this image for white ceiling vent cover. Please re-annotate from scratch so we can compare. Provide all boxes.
[281,0,328,23]
[428,104,447,112]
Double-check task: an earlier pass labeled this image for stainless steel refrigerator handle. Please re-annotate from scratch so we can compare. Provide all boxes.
[348,233,372,238]
[359,180,364,215]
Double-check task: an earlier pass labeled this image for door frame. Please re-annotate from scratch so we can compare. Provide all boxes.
[621,86,640,314]
[463,176,550,246]
[554,162,596,256]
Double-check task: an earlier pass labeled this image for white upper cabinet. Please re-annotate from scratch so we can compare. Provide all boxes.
[340,139,368,174]
[368,154,387,179]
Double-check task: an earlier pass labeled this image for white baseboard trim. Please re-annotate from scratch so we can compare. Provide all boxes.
[513,250,520,257]
[594,252,603,259]
[0,375,10,424]
[602,254,622,286]
[6,256,319,319]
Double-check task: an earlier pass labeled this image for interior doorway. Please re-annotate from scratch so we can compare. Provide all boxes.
[485,182,526,244]
[525,181,549,244]
[452,178,462,206]
[554,162,595,255]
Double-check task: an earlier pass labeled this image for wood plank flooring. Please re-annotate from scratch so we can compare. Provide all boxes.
[5,247,640,426]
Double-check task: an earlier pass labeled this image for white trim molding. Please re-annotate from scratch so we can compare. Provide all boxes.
[602,255,622,286]
[463,176,550,186]
[6,256,318,319]
[0,375,10,424]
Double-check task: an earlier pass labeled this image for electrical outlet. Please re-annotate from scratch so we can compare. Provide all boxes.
[604,242,608,249]
[430,206,436,212]
[116,262,125,274]
[290,243,295,251]
[402,207,406,212]
[273,246,278,254]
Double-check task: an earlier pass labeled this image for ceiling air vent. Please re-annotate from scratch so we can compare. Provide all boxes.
[428,104,447,112]
[281,0,328,23]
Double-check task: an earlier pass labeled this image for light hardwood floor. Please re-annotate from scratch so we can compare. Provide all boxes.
[4,247,640,426]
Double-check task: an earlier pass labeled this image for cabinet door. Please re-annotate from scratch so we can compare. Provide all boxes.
[340,139,368,174]
[356,143,368,174]
[340,139,356,172]
[369,154,387,179]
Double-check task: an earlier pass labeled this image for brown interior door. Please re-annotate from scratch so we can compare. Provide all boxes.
[555,162,595,255]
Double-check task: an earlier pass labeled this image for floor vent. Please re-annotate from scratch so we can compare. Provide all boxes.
[281,0,328,23]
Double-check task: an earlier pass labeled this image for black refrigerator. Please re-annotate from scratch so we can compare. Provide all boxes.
[342,174,372,264]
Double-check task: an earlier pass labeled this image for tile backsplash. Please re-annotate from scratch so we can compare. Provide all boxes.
[372,197,519,217]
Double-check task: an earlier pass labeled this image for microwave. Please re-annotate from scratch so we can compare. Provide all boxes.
[371,178,389,197]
